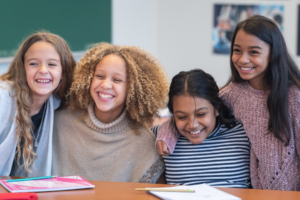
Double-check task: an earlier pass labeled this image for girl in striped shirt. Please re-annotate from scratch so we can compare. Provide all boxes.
[154,69,250,187]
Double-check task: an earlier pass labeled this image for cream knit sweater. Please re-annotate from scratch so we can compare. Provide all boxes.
[52,104,164,183]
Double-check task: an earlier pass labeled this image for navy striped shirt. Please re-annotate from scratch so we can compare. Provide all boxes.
[154,121,250,188]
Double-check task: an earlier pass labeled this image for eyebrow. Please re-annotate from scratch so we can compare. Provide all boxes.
[174,107,208,114]
[94,70,126,78]
[26,58,59,63]
[233,44,262,49]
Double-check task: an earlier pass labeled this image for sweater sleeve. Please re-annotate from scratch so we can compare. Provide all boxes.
[155,118,180,154]
[0,82,15,142]
[290,86,300,161]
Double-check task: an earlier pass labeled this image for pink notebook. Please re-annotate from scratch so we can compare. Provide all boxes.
[0,176,95,193]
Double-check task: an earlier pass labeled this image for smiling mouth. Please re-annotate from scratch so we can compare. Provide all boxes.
[98,93,114,99]
[240,67,254,71]
[188,128,204,135]
[36,79,51,83]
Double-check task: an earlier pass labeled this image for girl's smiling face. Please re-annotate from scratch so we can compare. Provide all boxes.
[232,29,270,90]
[90,54,128,123]
[173,94,219,144]
[24,41,62,100]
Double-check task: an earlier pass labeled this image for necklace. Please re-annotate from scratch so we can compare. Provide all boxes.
[31,102,47,148]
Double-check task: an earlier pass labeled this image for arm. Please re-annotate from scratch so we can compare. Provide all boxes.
[291,87,300,161]
[155,118,180,155]
[0,82,18,175]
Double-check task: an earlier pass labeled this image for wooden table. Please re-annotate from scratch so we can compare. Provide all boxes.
[1,176,300,200]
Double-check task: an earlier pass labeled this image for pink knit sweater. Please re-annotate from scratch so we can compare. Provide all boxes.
[156,82,300,191]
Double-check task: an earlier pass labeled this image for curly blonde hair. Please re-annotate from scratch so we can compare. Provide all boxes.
[1,32,76,172]
[69,43,169,128]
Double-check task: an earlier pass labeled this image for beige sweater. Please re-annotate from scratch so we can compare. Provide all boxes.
[52,104,164,183]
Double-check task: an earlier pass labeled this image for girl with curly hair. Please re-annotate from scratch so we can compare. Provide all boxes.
[0,32,76,176]
[52,43,169,183]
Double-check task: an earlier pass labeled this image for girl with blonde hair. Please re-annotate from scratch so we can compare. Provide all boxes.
[52,43,169,183]
[0,32,76,176]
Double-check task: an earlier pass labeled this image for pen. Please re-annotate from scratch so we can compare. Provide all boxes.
[136,188,195,193]
[6,175,57,182]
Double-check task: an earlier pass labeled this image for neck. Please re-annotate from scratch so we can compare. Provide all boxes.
[249,80,269,91]
[94,107,123,124]
[31,95,48,116]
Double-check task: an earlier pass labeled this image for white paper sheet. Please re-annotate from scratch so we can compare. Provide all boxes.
[148,184,241,200]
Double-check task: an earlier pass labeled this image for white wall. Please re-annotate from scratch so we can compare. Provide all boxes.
[112,0,157,56]
[113,0,300,86]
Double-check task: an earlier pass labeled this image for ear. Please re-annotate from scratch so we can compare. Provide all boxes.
[214,107,219,117]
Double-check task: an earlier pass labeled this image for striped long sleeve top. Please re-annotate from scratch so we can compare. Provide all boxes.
[154,121,250,188]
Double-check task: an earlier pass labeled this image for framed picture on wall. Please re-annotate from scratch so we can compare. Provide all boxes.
[213,4,284,54]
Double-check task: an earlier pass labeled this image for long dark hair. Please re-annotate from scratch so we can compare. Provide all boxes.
[226,15,300,144]
[169,69,236,128]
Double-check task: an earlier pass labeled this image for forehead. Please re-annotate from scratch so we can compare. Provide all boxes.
[234,29,269,48]
[24,41,59,59]
[95,54,126,74]
[173,95,213,112]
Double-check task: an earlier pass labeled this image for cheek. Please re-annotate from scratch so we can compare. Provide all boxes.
[174,119,185,133]
[90,79,97,97]
[231,55,239,64]
[205,115,216,129]
[119,83,128,100]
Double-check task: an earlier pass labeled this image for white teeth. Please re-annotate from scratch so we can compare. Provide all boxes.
[36,80,50,83]
[98,93,113,99]
[190,129,203,135]
[241,67,253,71]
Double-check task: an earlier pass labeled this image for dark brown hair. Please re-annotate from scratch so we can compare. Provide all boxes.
[226,15,300,144]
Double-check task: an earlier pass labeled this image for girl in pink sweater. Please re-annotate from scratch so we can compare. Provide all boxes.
[156,15,300,191]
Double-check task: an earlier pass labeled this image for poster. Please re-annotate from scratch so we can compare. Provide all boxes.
[213,4,284,54]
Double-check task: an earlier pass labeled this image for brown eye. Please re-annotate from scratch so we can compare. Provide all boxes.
[233,48,241,53]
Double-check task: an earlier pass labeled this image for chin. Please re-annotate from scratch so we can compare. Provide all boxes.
[189,139,204,145]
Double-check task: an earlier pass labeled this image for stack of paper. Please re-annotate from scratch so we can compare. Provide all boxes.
[148,184,241,200]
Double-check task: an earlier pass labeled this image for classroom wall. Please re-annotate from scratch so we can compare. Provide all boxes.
[113,0,300,86]
[1,0,299,87]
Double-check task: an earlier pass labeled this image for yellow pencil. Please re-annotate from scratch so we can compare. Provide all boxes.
[136,188,195,193]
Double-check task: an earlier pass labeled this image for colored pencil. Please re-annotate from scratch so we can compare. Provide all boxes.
[6,175,57,182]
[136,188,195,193]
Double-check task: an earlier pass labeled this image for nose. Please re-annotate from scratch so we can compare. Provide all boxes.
[239,53,250,64]
[101,79,112,89]
[39,63,49,74]
[187,118,198,130]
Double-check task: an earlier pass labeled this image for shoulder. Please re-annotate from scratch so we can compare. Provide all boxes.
[219,82,246,96]
[49,94,61,110]
[0,81,14,97]
[139,126,156,138]
[219,82,247,109]
[217,121,247,138]
[0,81,15,110]
[54,108,82,125]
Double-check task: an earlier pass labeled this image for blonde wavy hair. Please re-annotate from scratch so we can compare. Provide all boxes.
[69,43,169,128]
[0,32,76,172]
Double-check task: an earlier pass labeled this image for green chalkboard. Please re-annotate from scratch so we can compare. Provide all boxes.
[0,0,111,58]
